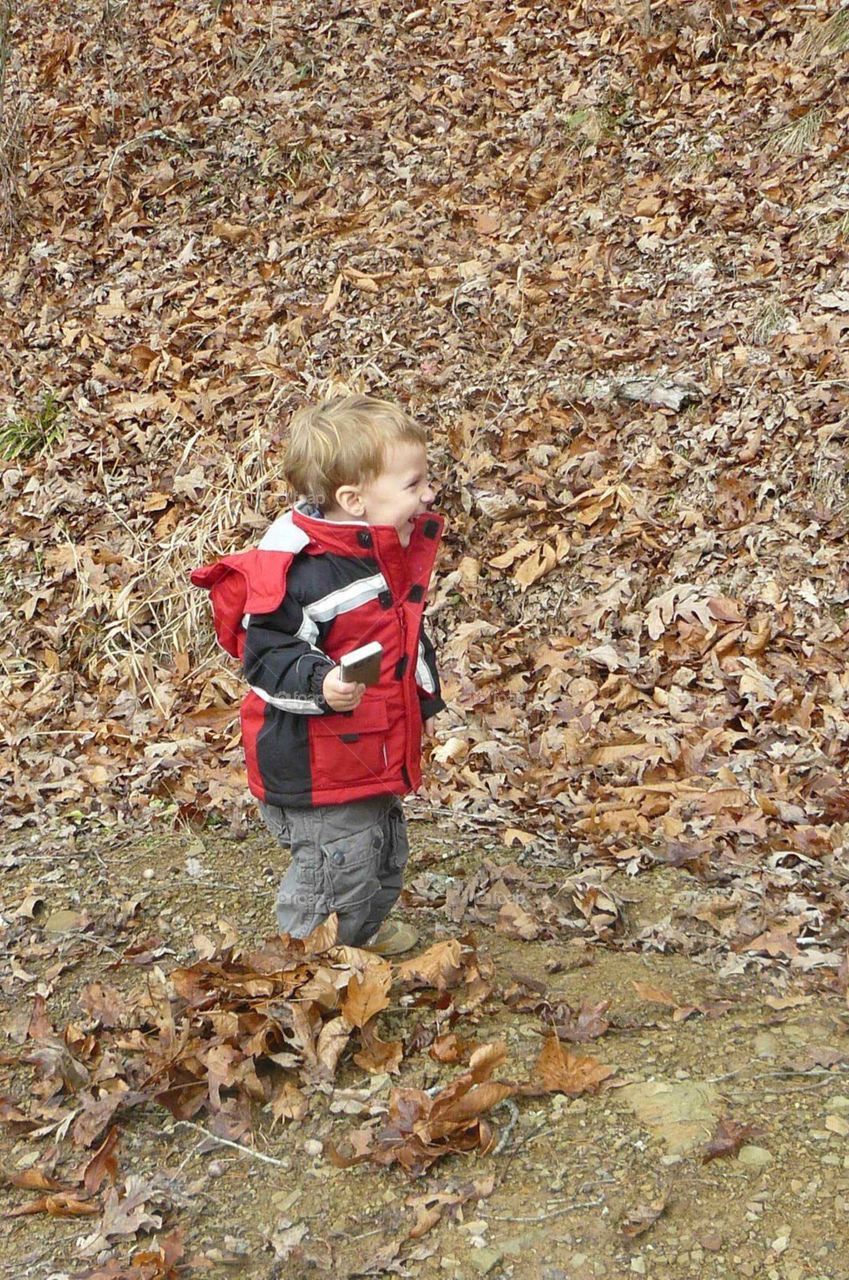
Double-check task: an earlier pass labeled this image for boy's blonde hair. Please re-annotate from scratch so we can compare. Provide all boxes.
[283,394,426,509]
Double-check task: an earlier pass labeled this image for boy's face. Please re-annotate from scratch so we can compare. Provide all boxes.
[348,442,435,546]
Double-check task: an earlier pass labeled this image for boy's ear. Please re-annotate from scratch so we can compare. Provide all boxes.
[332,484,366,517]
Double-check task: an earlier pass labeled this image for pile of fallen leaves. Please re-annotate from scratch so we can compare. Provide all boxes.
[2,919,614,1253]
[2,7,849,955]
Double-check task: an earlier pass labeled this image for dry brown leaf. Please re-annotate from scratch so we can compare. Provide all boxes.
[78,1176,163,1256]
[553,999,612,1043]
[83,1125,121,1195]
[6,1191,100,1218]
[341,963,392,1029]
[495,901,542,941]
[429,1033,478,1065]
[532,1035,614,1096]
[331,1042,514,1177]
[353,1021,404,1075]
[78,983,131,1029]
[407,1174,495,1239]
[620,1190,672,1237]
[394,939,468,992]
[632,981,678,1006]
[702,1117,762,1163]
[270,1080,308,1126]
[313,1016,351,1082]
[4,1168,67,1192]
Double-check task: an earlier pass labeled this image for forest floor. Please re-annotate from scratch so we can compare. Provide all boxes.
[3,814,848,1280]
[4,2,849,1276]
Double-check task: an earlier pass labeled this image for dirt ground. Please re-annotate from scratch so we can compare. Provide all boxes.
[3,815,849,1280]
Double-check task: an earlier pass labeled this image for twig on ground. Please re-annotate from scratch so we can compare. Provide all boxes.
[493,1097,520,1155]
[706,1066,849,1085]
[768,1076,848,1095]
[173,1121,288,1167]
[490,1196,605,1223]
[104,129,187,183]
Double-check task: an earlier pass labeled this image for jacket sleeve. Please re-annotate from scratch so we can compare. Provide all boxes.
[243,589,334,716]
[415,621,445,721]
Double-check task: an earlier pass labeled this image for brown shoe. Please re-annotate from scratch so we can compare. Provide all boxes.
[365,920,419,956]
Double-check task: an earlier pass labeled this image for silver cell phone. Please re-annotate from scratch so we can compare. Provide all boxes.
[339,641,383,687]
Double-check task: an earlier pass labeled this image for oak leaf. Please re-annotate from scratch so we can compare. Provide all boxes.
[342,962,392,1028]
[533,1034,613,1095]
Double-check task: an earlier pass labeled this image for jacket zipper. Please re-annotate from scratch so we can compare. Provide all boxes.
[395,601,415,780]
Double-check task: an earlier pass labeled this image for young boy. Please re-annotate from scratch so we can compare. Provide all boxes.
[191,395,444,955]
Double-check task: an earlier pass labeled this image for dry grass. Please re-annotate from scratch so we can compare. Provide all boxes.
[801,8,849,60]
[83,378,376,704]
[0,0,26,240]
[810,425,849,519]
[768,105,826,156]
[70,426,276,700]
[750,299,792,347]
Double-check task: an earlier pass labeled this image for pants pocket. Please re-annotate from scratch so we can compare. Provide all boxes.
[320,825,383,913]
[385,799,410,872]
[259,802,289,843]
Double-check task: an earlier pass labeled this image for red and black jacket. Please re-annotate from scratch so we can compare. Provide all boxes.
[191,505,445,809]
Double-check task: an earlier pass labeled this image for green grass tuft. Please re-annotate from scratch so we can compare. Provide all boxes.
[0,393,67,460]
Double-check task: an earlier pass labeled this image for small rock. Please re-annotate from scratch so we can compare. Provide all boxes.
[754,1032,779,1059]
[771,1235,789,1254]
[700,1232,723,1251]
[826,1114,849,1137]
[470,1249,503,1276]
[44,909,85,934]
[828,1095,849,1113]
[630,1258,646,1275]
[142,867,155,881]
[737,1145,773,1168]
[223,1236,250,1256]
[207,1160,225,1177]
[218,95,242,117]
[303,1138,322,1157]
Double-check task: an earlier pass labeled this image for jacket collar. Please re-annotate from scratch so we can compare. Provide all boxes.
[291,503,443,559]
[291,504,444,597]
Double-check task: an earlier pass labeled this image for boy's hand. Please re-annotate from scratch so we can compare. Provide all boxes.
[323,667,366,712]
[424,717,436,736]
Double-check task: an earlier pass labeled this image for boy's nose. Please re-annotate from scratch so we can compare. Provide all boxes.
[422,482,436,504]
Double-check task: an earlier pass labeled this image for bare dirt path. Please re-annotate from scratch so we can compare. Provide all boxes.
[3,818,848,1279]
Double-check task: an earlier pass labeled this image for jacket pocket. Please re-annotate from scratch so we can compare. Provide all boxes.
[309,697,390,792]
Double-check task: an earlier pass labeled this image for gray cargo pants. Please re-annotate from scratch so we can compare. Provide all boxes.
[258,795,410,947]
